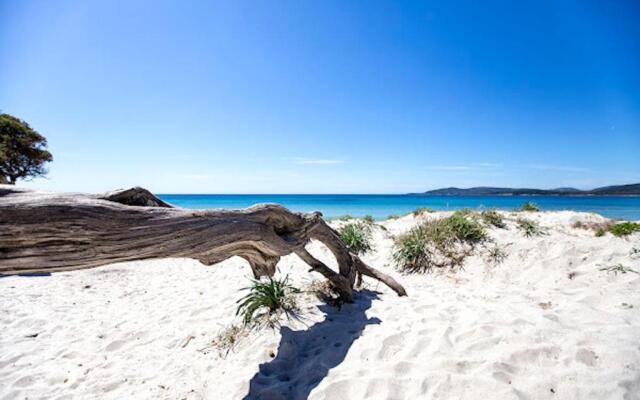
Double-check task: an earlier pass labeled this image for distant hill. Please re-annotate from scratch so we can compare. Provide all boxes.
[410,183,640,196]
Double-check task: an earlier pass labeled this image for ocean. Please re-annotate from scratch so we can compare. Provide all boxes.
[157,194,640,221]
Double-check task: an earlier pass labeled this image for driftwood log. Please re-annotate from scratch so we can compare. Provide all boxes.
[0,185,406,301]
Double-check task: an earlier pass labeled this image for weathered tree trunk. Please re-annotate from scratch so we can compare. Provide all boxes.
[0,186,406,301]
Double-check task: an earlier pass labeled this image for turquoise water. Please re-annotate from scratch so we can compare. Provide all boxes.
[158,194,640,221]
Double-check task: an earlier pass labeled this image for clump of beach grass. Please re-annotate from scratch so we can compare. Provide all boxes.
[520,202,540,212]
[447,210,488,243]
[453,208,475,217]
[572,221,586,229]
[393,212,487,273]
[338,221,373,254]
[571,220,615,237]
[483,243,510,266]
[608,222,640,237]
[481,209,506,228]
[236,275,300,328]
[517,218,545,237]
[362,215,375,224]
[412,207,434,216]
[387,214,400,220]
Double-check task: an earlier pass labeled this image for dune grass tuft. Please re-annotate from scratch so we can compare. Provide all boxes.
[412,207,434,216]
[517,218,545,237]
[338,222,373,254]
[572,221,585,229]
[520,202,540,212]
[362,215,375,224]
[447,210,488,243]
[236,275,300,328]
[480,209,506,228]
[608,222,640,237]
[393,212,487,273]
[484,243,509,266]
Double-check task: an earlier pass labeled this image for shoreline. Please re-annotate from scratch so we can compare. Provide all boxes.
[157,193,640,222]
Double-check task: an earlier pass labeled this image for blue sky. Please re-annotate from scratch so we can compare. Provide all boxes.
[1,0,639,193]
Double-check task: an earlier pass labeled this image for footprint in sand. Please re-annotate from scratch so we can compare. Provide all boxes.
[509,346,561,365]
[378,332,407,361]
[575,348,598,366]
[13,375,36,388]
[492,371,511,384]
[105,340,126,352]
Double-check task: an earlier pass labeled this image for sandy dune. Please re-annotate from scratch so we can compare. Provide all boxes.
[1,211,639,399]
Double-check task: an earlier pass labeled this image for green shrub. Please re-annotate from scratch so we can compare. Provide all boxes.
[387,214,400,220]
[338,222,372,254]
[236,275,300,327]
[517,218,544,237]
[520,202,540,212]
[412,207,434,216]
[595,227,606,237]
[608,222,640,237]
[393,213,487,273]
[481,209,506,228]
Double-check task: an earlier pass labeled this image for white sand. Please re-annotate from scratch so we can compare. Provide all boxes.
[1,211,639,399]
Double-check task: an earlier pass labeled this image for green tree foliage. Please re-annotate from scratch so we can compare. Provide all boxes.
[0,113,53,184]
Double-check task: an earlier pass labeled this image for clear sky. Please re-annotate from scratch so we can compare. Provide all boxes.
[1,0,639,193]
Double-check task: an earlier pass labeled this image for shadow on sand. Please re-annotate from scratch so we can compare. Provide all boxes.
[243,290,381,400]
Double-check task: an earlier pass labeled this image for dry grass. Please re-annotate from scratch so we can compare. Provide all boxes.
[599,264,638,275]
[208,324,248,358]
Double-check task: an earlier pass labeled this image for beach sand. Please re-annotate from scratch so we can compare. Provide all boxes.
[1,211,639,399]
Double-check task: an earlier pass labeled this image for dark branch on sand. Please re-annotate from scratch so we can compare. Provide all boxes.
[0,185,407,301]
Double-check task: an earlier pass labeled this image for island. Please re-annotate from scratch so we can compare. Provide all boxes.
[409,183,640,196]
